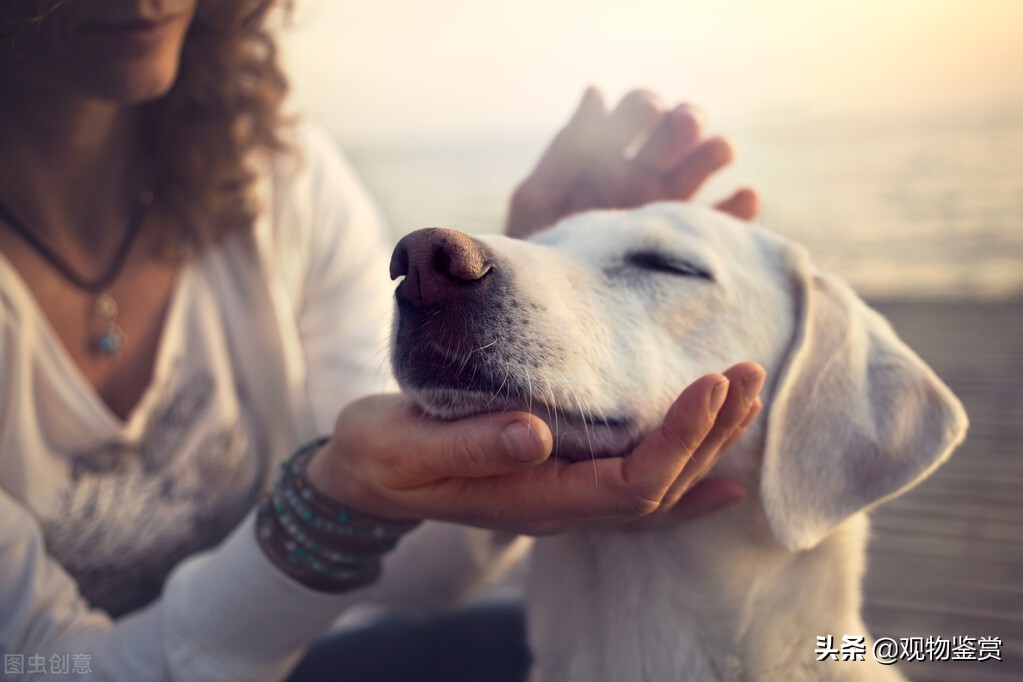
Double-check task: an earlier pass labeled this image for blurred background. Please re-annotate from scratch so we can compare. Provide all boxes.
[281,0,1022,300]
[281,1,1021,679]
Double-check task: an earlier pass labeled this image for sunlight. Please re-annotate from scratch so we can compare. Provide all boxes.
[282,0,1023,137]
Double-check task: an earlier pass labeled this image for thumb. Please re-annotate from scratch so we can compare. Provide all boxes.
[409,412,554,482]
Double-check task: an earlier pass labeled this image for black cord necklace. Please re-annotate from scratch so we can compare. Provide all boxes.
[0,189,154,358]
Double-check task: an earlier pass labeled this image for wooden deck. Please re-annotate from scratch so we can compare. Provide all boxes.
[862,298,1023,682]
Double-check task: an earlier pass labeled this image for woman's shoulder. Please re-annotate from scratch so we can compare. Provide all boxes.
[253,120,392,312]
[266,121,377,224]
[258,120,388,245]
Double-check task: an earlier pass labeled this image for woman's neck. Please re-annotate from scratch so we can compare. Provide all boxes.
[0,77,143,254]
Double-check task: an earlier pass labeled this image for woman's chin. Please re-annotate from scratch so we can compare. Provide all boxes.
[78,58,182,105]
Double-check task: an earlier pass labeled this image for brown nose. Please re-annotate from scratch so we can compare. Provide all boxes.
[390,228,495,308]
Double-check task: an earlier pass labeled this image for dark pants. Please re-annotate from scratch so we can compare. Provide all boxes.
[286,599,532,682]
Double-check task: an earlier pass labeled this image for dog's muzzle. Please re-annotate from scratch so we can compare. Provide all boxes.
[389,228,510,398]
[389,227,637,454]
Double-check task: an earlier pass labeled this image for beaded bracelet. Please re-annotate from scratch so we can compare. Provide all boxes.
[256,504,382,591]
[256,437,421,593]
[278,439,418,541]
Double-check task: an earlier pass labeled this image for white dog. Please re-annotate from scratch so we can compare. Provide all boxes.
[388,202,968,682]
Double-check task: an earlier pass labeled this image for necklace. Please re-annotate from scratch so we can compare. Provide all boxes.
[0,189,153,358]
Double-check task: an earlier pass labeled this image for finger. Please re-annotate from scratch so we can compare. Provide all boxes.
[626,478,746,530]
[633,104,705,173]
[570,90,664,207]
[714,187,759,221]
[614,373,730,508]
[657,364,764,506]
[604,89,665,154]
[389,410,554,486]
[716,397,761,454]
[529,86,606,190]
[690,363,764,460]
[505,88,607,237]
[520,374,727,524]
[666,135,735,200]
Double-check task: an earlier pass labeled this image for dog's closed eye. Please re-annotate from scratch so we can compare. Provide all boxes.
[625,251,714,281]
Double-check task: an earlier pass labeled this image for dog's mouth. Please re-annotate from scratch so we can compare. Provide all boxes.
[409,384,640,462]
[395,343,639,461]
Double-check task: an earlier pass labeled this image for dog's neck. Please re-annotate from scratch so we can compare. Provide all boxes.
[526,490,884,682]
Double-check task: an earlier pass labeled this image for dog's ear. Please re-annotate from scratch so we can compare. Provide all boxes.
[760,247,968,551]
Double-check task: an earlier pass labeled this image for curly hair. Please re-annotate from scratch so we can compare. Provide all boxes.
[1,0,293,253]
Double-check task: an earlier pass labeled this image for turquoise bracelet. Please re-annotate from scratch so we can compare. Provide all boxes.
[256,437,420,592]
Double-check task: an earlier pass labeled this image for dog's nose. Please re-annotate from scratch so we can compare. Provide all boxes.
[390,228,494,308]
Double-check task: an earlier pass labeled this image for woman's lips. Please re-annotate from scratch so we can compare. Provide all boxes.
[81,15,183,49]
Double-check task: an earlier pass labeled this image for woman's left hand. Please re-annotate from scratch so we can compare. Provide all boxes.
[505,87,759,239]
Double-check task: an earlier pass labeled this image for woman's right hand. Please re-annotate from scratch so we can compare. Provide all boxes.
[505,87,759,240]
[305,362,763,536]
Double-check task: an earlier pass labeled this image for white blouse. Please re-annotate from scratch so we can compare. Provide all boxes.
[0,125,514,681]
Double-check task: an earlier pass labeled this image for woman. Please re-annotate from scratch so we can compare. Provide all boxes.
[0,1,764,680]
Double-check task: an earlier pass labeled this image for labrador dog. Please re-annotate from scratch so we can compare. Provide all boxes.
[388,202,968,681]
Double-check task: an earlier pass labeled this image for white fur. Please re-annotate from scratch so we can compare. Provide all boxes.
[393,203,969,681]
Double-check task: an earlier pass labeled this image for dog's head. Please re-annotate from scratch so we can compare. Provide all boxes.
[389,202,968,550]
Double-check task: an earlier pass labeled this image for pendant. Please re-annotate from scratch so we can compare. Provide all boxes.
[93,291,125,357]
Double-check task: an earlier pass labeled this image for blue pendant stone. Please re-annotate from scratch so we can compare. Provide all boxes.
[97,330,123,354]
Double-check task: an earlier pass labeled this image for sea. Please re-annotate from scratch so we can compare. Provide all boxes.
[339,112,1023,301]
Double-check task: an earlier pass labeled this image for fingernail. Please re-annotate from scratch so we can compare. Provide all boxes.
[709,379,729,416]
[742,371,765,405]
[503,421,544,462]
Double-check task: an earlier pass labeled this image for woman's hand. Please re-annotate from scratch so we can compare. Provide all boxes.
[306,363,764,536]
[505,87,759,240]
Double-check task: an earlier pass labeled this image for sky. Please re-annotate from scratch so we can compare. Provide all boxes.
[280,0,1023,141]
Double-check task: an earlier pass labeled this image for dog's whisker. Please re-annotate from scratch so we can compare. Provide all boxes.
[456,314,474,371]
[566,384,598,485]
[473,339,499,353]
[456,349,473,375]
[411,316,436,335]
[526,373,534,419]
[355,333,391,376]
[487,369,510,407]
[539,369,561,465]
